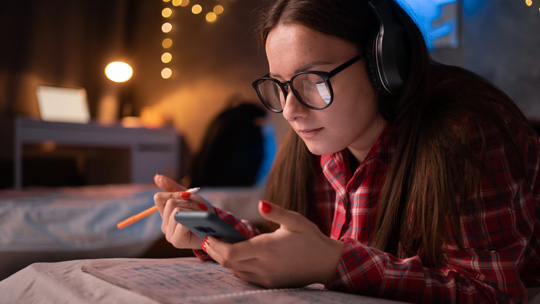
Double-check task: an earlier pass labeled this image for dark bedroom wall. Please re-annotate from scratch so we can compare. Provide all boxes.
[0,0,271,153]
[431,0,540,120]
[0,0,136,119]
[124,0,270,152]
[0,0,537,155]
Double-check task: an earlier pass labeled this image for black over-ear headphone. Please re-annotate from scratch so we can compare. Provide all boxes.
[365,0,410,96]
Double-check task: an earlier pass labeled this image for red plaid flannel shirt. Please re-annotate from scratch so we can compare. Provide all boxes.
[196,120,540,303]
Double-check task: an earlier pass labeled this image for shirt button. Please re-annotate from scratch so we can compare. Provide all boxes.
[488,247,497,253]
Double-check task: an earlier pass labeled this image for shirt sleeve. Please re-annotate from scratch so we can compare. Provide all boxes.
[193,207,261,261]
[329,235,528,303]
[326,121,540,303]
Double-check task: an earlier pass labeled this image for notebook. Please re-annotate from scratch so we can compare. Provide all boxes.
[36,86,90,123]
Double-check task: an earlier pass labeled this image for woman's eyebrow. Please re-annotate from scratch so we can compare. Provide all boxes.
[269,60,333,79]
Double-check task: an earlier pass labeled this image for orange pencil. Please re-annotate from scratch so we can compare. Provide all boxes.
[117,187,200,229]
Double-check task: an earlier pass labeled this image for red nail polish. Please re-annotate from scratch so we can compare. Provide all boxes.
[260,201,272,213]
[201,242,207,252]
[198,203,208,211]
[180,191,191,199]
[204,236,209,244]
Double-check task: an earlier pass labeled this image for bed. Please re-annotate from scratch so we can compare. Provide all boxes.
[0,257,409,304]
[0,184,264,280]
[1,184,539,303]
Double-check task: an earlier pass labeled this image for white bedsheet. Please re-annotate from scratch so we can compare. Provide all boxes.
[0,184,164,280]
[0,184,264,280]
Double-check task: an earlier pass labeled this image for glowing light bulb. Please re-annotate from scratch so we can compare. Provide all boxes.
[162,38,173,49]
[213,5,224,15]
[206,12,217,22]
[161,52,172,64]
[105,61,133,83]
[526,0,532,6]
[161,68,173,79]
[162,8,173,18]
[162,22,173,33]
[192,4,202,14]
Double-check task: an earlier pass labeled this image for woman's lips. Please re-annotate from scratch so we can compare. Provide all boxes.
[297,127,323,139]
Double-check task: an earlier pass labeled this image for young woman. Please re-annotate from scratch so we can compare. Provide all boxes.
[154,0,540,302]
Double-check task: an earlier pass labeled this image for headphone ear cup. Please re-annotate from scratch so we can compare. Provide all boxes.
[365,0,410,96]
[364,32,391,97]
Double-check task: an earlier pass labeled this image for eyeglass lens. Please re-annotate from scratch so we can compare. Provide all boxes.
[256,73,332,111]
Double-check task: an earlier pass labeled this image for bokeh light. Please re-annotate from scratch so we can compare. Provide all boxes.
[162,22,173,33]
[206,12,217,22]
[192,4,202,14]
[161,68,173,79]
[162,8,173,18]
[161,52,172,64]
[162,38,173,48]
[213,5,224,15]
[105,61,133,83]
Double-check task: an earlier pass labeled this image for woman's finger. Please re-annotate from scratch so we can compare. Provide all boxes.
[171,220,202,248]
[204,237,269,275]
[166,206,182,237]
[154,174,186,192]
[164,206,179,241]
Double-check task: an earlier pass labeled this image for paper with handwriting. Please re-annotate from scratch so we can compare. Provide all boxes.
[82,257,401,304]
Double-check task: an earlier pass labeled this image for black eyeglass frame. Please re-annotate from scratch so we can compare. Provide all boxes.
[251,54,364,113]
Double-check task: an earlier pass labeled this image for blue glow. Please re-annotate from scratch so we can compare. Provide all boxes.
[463,0,486,16]
[395,0,460,50]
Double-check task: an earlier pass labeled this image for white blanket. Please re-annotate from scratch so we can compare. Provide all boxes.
[0,184,164,280]
[0,184,264,280]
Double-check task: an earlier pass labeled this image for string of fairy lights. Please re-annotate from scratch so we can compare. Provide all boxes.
[160,0,226,80]
[525,0,540,12]
[157,0,537,80]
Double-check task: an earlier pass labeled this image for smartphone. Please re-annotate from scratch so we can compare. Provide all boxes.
[174,211,247,243]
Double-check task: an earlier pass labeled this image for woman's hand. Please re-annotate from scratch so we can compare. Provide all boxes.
[153,174,213,249]
[203,201,343,288]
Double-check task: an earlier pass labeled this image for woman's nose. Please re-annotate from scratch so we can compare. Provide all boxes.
[282,92,309,122]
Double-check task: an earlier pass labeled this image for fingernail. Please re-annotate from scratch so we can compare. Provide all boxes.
[198,203,208,211]
[201,242,207,252]
[180,191,191,199]
[260,200,272,213]
[205,236,209,244]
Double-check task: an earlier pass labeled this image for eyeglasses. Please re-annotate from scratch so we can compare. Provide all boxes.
[251,55,364,113]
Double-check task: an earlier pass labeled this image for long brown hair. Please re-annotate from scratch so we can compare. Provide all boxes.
[258,0,530,267]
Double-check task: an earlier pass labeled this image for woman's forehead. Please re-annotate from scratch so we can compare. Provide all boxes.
[265,24,358,74]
